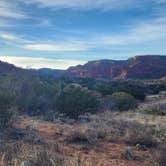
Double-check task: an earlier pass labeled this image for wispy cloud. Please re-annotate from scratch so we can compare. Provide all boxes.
[101,16,166,46]
[0,0,26,19]
[23,42,89,51]
[0,56,86,69]
[0,33,18,40]
[25,0,166,11]
[1,0,166,55]
[1,12,166,53]
[25,0,143,10]
[0,19,13,27]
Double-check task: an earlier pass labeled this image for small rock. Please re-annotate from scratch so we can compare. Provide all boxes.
[136,144,148,151]
[124,147,135,160]
[124,146,144,161]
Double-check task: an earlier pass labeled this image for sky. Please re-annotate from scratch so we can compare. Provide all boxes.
[0,0,166,69]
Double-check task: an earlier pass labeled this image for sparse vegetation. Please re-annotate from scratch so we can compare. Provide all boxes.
[0,141,92,166]
[139,100,166,115]
[95,81,146,101]
[0,92,14,130]
[0,68,166,166]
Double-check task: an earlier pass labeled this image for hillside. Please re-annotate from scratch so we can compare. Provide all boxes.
[0,61,64,79]
[0,55,166,81]
[0,56,166,166]
[0,61,23,76]
[66,55,166,80]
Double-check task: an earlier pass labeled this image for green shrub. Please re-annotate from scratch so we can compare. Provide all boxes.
[0,92,13,130]
[95,81,146,101]
[57,84,99,119]
[101,95,115,111]
[18,80,61,116]
[111,92,137,111]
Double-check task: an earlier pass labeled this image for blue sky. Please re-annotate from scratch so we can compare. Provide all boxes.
[0,0,166,69]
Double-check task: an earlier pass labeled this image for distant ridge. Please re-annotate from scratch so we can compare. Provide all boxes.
[0,61,64,78]
[0,55,166,80]
[66,55,166,80]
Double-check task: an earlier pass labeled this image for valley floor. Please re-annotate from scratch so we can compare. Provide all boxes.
[13,116,152,166]
[1,94,166,166]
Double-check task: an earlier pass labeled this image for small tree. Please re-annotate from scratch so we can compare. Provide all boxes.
[0,92,13,130]
[111,92,137,111]
[57,84,99,119]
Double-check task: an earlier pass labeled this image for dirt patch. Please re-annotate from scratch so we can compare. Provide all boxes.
[13,117,153,166]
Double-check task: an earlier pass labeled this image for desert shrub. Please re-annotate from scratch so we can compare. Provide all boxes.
[146,82,166,94]
[66,130,93,144]
[57,84,99,119]
[88,121,108,139]
[108,120,157,147]
[31,150,53,166]
[124,123,157,147]
[88,117,159,148]
[62,77,96,89]
[66,121,108,145]
[0,92,13,130]
[66,119,158,148]
[18,80,61,116]
[101,95,115,111]
[0,142,91,166]
[111,92,137,111]
[95,81,146,101]
[0,142,26,163]
[127,83,146,101]
[30,149,92,166]
[23,126,43,144]
[140,101,166,115]
[66,128,98,145]
[95,83,114,96]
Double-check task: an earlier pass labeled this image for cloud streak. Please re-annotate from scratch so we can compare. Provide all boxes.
[23,42,90,51]
[0,33,18,40]
[26,0,166,11]
[101,16,166,46]
[26,0,143,10]
[0,56,86,69]
[1,13,166,53]
[0,19,13,27]
[1,0,166,56]
[0,0,26,19]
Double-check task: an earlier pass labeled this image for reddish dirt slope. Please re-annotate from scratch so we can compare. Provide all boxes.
[14,117,152,166]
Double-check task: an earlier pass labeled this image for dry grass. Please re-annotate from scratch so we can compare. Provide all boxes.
[0,141,93,166]
[138,96,166,116]
[1,94,166,166]
[1,115,156,166]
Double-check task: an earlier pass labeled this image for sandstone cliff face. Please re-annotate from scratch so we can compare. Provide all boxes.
[66,55,166,80]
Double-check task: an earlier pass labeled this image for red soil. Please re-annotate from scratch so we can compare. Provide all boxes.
[14,117,152,166]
